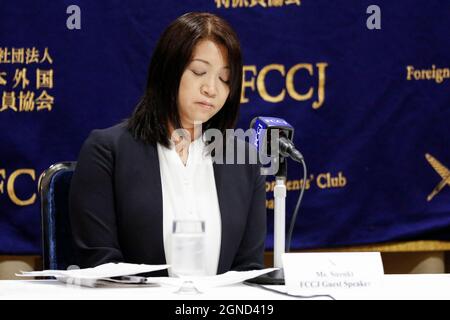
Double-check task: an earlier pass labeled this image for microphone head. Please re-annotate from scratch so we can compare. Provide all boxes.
[249,116,295,153]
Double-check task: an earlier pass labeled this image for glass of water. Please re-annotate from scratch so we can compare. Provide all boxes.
[171,219,206,294]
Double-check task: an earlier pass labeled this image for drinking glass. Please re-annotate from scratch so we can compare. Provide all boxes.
[171,219,206,294]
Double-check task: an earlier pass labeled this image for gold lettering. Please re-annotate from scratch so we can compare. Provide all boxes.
[7,169,36,206]
[36,90,55,111]
[258,64,286,103]
[36,69,54,89]
[267,178,314,192]
[40,47,53,64]
[25,47,40,64]
[217,0,301,9]
[232,0,249,7]
[414,70,421,79]
[406,65,449,84]
[12,68,30,89]
[1,91,17,112]
[12,48,25,64]
[317,172,346,189]
[313,63,327,109]
[286,180,292,190]
[0,72,7,86]
[216,0,230,8]
[249,0,267,8]
[331,176,339,187]
[421,70,427,78]
[338,172,347,187]
[241,65,257,103]
[241,63,327,108]
[285,0,301,5]
[19,91,35,112]
[406,65,414,80]
[317,173,328,189]
[436,69,443,84]
[270,180,276,192]
[286,63,313,101]
[0,169,5,194]
[266,199,274,209]
[268,0,283,6]
[0,48,11,63]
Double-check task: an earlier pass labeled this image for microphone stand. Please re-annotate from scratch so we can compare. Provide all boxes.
[247,157,287,285]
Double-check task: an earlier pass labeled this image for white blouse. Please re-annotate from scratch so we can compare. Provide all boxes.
[157,136,222,276]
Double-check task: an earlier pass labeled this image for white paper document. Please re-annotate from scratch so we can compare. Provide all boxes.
[16,262,170,287]
[148,268,278,290]
[16,264,277,290]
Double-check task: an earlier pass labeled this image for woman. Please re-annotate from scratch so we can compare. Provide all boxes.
[69,12,266,276]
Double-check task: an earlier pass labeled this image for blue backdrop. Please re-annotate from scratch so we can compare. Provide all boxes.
[1,0,449,254]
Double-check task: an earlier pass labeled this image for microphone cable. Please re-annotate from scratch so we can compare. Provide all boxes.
[286,157,307,252]
[244,280,335,300]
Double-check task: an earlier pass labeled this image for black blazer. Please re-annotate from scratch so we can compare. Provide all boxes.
[69,123,267,275]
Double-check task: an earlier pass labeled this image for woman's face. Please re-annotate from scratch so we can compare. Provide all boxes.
[177,39,231,130]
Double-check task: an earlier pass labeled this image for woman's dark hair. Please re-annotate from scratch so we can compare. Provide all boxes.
[126,12,243,147]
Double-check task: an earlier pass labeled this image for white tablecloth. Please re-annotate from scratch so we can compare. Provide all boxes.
[1,274,450,300]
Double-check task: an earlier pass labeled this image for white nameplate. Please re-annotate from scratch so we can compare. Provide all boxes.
[282,252,384,297]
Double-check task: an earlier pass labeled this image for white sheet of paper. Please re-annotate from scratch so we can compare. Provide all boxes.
[16,262,170,280]
[16,264,276,290]
[148,268,278,289]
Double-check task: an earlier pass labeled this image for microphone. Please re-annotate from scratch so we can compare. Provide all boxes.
[250,116,304,163]
[247,116,307,286]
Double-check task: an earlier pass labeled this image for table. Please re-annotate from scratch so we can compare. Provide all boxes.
[1,274,450,300]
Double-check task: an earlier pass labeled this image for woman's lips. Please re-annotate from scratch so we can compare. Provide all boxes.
[196,102,214,109]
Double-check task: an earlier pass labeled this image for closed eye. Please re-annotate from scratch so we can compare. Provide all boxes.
[191,70,205,76]
[192,70,229,85]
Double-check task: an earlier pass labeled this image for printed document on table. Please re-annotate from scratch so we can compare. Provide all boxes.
[16,263,170,280]
[148,268,278,289]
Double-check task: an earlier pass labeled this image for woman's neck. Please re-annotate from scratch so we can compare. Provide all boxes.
[168,122,202,143]
[168,122,202,166]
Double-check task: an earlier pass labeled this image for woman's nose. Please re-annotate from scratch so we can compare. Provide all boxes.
[201,79,217,98]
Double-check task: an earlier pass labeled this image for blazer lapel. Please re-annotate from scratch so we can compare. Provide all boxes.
[213,162,232,274]
[147,143,166,265]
